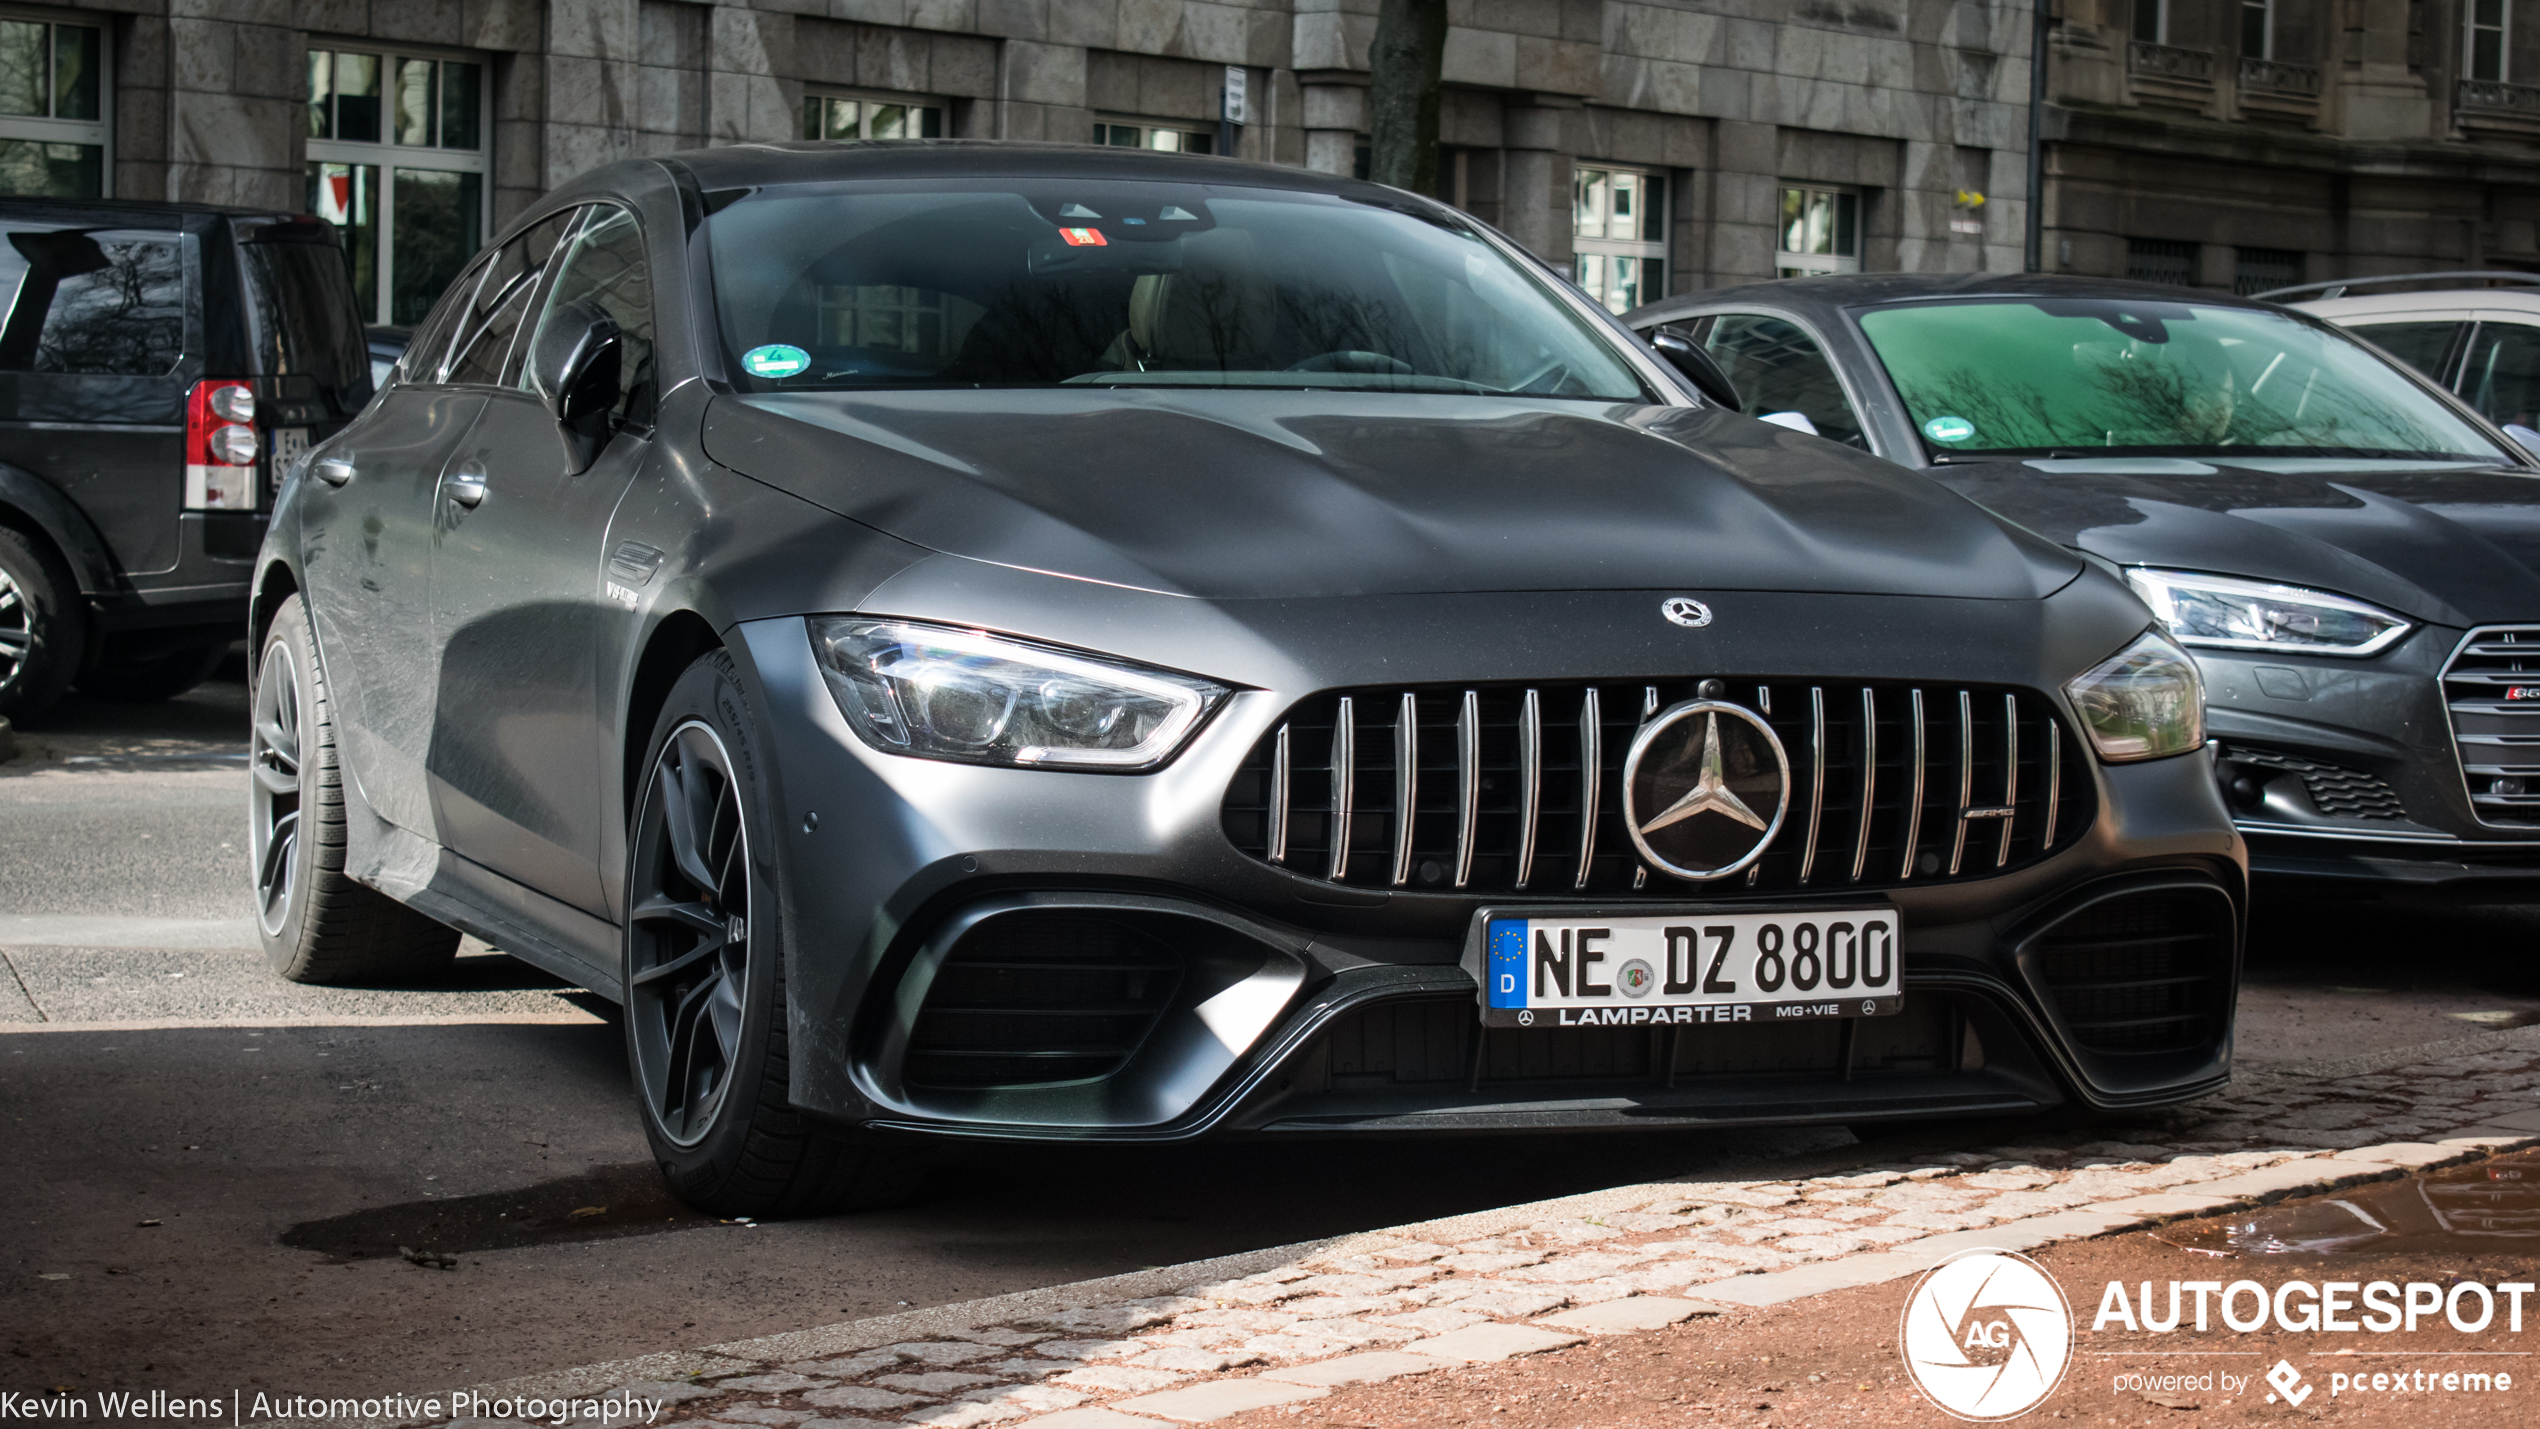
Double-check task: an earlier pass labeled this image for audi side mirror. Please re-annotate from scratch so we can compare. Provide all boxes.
[1644,326,1742,413]
[527,300,622,471]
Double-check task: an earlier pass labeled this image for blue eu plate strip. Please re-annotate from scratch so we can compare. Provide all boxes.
[1487,918,1528,1008]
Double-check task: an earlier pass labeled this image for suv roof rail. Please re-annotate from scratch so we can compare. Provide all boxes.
[2254,270,2540,302]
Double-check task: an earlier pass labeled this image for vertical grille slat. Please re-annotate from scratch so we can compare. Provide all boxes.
[1224,678,2090,897]
[1514,689,1543,889]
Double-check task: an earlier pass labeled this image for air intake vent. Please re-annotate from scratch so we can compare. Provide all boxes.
[2444,625,2540,828]
[2029,888,2232,1056]
[904,913,1181,1090]
[2218,743,2407,821]
[1221,680,2089,897]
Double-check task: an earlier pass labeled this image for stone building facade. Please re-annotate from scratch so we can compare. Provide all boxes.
[2043,0,2540,292]
[0,0,2043,324]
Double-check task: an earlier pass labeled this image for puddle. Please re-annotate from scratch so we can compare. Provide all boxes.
[282,1163,721,1262]
[2156,1148,2540,1258]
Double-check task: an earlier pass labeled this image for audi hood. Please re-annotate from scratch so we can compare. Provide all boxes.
[1925,457,2540,629]
[699,389,2083,603]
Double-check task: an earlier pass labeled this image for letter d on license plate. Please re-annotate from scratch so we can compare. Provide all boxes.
[1461,905,1903,1029]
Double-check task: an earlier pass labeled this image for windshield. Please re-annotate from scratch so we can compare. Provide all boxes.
[705,179,1647,399]
[1855,298,2507,461]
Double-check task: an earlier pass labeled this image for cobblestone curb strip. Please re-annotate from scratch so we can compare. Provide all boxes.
[300,1035,2540,1429]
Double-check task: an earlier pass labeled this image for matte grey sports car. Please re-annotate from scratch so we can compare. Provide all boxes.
[252,145,2241,1216]
[1630,275,2540,900]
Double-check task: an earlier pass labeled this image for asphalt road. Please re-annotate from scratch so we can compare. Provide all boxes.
[5,672,2540,1404]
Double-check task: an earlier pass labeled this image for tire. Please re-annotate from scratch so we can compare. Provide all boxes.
[76,640,229,702]
[624,651,928,1218]
[0,525,87,723]
[254,594,460,983]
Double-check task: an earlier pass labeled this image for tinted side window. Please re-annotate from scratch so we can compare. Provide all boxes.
[399,254,484,386]
[442,209,577,387]
[1703,313,1865,448]
[2464,323,2540,431]
[241,236,368,402]
[0,228,187,376]
[521,205,655,426]
[2349,320,2460,382]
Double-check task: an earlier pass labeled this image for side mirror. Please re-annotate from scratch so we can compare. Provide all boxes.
[1644,325,1742,412]
[527,300,623,471]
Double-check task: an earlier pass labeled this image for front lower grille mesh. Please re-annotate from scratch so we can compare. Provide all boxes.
[2030,889,2232,1056]
[1221,679,2089,897]
[2444,625,2540,828]
[904,914,1182,1090]
[2218,743,2407,821]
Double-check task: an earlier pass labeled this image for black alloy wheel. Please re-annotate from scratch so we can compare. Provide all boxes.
[627,719,754,1147]
[624,652,927,1217]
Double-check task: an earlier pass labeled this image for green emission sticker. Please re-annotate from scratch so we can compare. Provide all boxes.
[741,344,811,379]
[1923,415,1976,443]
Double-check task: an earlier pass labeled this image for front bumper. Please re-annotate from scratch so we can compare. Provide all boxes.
[732,599,2245,1142]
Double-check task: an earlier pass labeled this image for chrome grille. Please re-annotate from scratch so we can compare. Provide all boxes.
[2443,625,2540,828]
[1221,680,2091,896]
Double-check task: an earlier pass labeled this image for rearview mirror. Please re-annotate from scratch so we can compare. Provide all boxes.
[1645,326,1742,412]
[527,300,622,471]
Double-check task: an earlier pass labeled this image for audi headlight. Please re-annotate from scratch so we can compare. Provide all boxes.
[811,618,1228,770]
[2065,629,2206,762]
[2125,568,2411,657]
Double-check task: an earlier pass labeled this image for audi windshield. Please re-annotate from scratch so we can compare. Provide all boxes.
[705,179,1650,400]
[1856,297,2510,462]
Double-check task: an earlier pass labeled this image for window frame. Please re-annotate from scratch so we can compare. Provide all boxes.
[2134,0,2169,45]
[1571,162,1669,315]
[2242,0,2275,60]
[1090,117,1216,155]
[0,5,111,198]
[304,38,494,326]
[2468,0,2511,81]
[800,88,946,143]
[1775,183,1862,278]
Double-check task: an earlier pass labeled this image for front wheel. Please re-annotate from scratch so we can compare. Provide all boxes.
[624,651,925,1217]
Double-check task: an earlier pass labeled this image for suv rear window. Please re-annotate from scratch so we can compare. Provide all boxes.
[0,227,187,376]
[241,235,368,402]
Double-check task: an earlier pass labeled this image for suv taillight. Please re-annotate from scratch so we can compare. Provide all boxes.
[185,380,259,510]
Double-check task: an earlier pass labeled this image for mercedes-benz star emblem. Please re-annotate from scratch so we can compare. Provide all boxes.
[1622,700,1791,880]
[1660,596,1712,628]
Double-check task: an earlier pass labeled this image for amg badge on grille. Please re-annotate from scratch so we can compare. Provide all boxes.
[1622,701,1791,879]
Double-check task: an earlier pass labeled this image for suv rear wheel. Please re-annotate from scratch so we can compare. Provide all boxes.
[254,593,459,982]
[0,525,86,722]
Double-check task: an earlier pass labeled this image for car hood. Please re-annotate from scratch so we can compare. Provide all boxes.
[1927,456,2540,628]
[700,390,2078,602]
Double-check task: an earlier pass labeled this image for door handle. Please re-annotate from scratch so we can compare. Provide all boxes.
[445,468,488,508]
[314,457,354,487]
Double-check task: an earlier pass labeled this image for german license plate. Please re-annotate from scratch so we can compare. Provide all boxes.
[268,426,310,491]
[1464,906,1903,1029]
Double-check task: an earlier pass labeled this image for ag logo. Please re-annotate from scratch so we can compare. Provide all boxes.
[1899,1249,2072,1421]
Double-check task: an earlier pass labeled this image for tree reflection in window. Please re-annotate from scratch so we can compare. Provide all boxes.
[1858,299,2502,460]
[0,230,183,375]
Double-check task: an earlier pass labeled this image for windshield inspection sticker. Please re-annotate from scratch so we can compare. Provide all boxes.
[1924,414,1977,443]
[741,344,811,379]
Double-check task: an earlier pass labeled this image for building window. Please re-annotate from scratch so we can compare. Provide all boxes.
[1573,165,1667,313]
[2468,0,2510,80]
[2241,0,2274,58]
[1776,185,1859,277]
[803,93,944,142]
[2126,237,2198,285]
[2233,246,2301,296]
[2134,0,2168,44]
[306,46,490,326]
[1092,120,1213,155]
[0,12,106,198]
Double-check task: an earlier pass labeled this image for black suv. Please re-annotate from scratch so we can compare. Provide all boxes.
[0,198,371,718]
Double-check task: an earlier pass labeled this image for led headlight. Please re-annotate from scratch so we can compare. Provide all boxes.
[2125,569,2411,657]
[2065,629,2206,762]
[811,618,1228,771]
